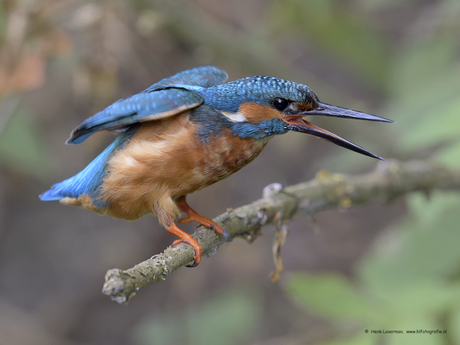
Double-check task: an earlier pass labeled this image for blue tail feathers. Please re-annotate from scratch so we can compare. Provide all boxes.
[40,128,136,205]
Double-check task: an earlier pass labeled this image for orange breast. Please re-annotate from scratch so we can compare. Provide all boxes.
[98,112,270,224]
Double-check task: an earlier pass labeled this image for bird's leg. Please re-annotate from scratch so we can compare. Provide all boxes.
[176,196,231,240]
[168,223,202,267]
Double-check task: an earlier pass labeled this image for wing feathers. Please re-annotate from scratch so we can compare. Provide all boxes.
[66,66,227,144]
[143,66,228,92]
[67,88,203,144]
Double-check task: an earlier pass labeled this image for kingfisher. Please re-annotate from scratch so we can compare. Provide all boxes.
[40,66,392,266]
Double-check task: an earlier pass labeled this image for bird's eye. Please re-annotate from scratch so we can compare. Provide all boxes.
[272,98,289,111]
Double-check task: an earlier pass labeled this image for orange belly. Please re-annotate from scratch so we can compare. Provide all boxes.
[98,113,270,224]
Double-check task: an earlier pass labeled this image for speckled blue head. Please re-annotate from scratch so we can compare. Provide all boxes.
[199,76,318,112]
[193,74,391,159]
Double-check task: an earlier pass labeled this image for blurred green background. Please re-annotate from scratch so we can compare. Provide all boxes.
[1,0,460,344]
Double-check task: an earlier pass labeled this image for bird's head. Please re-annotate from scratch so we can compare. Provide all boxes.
[202,76,393,159]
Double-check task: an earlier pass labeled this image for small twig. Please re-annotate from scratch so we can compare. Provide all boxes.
[102,159,460,304]
[270,211,289,283]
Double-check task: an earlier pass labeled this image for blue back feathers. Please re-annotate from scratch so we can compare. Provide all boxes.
[143,66,228,91]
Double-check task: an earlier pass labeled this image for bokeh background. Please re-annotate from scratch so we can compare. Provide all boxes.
[1,1,460,344]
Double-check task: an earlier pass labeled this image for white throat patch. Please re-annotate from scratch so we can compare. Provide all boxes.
[221,111,247,122]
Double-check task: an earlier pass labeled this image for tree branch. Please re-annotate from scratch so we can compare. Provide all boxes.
[102,159,460,304]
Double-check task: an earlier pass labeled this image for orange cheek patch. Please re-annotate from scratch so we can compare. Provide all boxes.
[238,102,283,123]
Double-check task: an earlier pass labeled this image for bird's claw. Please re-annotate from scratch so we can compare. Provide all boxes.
[222,230,232,242]
[172,239,201,266]
[205,223,231,242]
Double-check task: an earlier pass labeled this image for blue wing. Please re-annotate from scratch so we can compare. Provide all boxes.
[67,89,203,144]
[67,66,228,144]
[143,66,228,92]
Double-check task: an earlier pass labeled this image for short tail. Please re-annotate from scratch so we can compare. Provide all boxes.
[39,162,105,202]
[39,188,65,201]
[40,128,135,203]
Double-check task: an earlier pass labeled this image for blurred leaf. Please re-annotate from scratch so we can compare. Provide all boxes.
[384,70,460,133]
[390,36,456,99]
[134,315,182,345]
[400,97,460,150]
[286,273,379,322]
[0,103,50,178]
[407,192,460,225]
[356,1,398,10]
[383,31,460,167]
[285,191,460,344]
[188,288,261,345]
[378,283,460,317]
[271,0,389,87]
[133,287,262,345]
[437,140,460,168]
[359,193,460,293]
[386,36,460,126]
[321,333,376,345]
[353,0,424,10]
[450,308,460,345]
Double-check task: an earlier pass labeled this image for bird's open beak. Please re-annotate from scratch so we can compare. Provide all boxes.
[282,102,393,160]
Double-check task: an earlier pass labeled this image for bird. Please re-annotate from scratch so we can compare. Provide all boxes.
[40,66,392,266]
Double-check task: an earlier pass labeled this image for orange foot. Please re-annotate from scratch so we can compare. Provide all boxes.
[176,196,231,241]
[168,223,202,267]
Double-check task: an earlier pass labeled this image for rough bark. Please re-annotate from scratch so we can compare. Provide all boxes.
[102,159,460,304]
